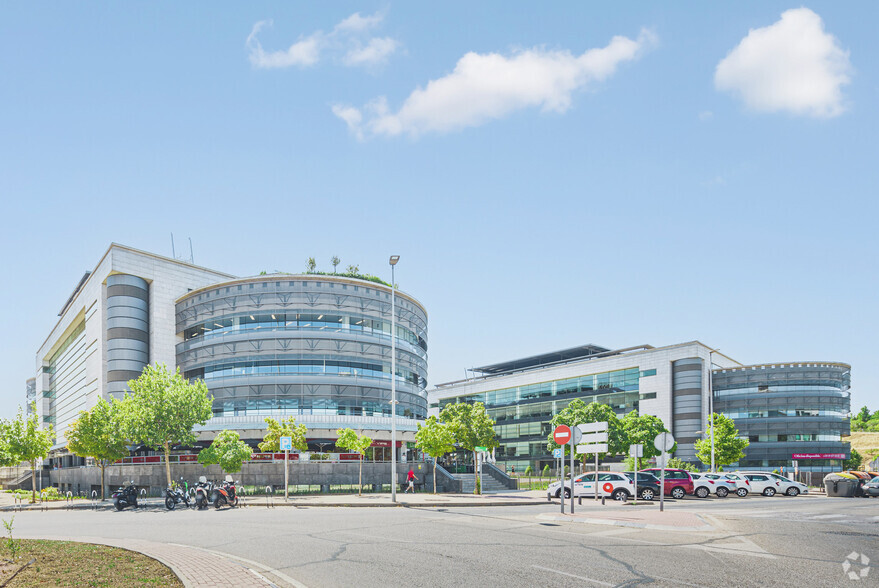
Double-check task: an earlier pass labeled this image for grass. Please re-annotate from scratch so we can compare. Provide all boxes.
[843,432,879,468]
[0,539,182,587]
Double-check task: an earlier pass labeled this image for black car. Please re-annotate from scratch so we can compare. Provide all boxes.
[623,471,662,500]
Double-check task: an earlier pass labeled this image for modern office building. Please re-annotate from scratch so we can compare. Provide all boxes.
[429,343,851,474]
[34,244,427,457]
[712,362,851,473]
[429,342,742,472]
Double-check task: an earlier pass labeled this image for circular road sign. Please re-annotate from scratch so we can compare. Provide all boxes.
[553,425,572,445]
[654,432,675,452]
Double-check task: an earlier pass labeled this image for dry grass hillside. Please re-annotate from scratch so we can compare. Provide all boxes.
[843,432,879,468]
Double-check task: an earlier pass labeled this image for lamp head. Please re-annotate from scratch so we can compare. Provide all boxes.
[389,255,400,266]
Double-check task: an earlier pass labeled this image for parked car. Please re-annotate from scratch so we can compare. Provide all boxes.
[691,472,737,498]
[863,476,879,497]
[721,473,751,497]
[547,472,635,501]
[766,473,809,496]
[639,468,694,499]
[737,471,807,496]
[737,472,782,496]
[622,471,662,500]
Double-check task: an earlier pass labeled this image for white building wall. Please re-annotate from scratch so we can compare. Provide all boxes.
[36,244,235,447]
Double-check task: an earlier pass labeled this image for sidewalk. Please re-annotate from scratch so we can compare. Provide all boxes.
[19,534,281,588]
[1,490,549,511]
[537,505,714,531]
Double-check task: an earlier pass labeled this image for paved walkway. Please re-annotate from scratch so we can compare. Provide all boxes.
[22,534,283,588]
[538,505,714,531]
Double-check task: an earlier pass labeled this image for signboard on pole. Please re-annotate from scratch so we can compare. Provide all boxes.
[629,444,644,458]
[475,446,488,452]
[578,421,609,434]
[552,448,563,459]
[576,443,608,454]
[654,432,675,453]
[553,425,572,445]
[280,436,292,451]
[580,432,608,444]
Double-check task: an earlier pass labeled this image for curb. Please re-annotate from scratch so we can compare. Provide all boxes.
[1,499,544,511]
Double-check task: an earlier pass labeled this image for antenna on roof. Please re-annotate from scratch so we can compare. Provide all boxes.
[171,233,176,259]
[188,238,194,264]
[170,233,194,264]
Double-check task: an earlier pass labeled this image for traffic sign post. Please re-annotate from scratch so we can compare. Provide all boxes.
[653,433,675,512]
[280,436,292,500]
[570,435,575,514]
[577,422,609,501]
[553,425,572,445]
[629,444,643,502]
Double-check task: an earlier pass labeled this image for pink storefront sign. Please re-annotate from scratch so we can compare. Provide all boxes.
[791,453,846,459]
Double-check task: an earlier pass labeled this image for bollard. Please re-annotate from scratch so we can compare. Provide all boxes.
[265,486,274,508]
[601,496,605,505]
[578,496,582,505]
[66,491,73,509]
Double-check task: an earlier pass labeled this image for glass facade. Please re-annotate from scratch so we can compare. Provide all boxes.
[712,363,851,473]
[438,367,641,472]
[175,275,428,423]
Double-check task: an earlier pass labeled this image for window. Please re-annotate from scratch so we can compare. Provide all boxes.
[640,369,657,377]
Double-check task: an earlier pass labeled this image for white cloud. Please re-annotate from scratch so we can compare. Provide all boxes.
[335,29,655,138]
[331,104,364,140]
[247,20,322,69]
[344,37,399,67]
[715,8,851,118]
[334,11,384,34]
[247,11,398,70]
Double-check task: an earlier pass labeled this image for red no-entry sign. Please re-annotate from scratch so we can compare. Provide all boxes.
[553,425,572,445]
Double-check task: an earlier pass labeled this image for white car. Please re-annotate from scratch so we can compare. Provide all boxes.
[737,471,807,496]
[721,473,751,497]
[547,472,635,501]
[691,472,738,498]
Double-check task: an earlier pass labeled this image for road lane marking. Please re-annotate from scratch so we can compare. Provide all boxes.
[531,565,615,586]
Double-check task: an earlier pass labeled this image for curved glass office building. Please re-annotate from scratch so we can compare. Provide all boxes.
[712,363,851,473]
[175,275,428,437]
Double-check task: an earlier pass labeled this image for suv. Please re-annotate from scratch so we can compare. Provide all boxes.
[737,472,782,496]
[547,472,635,501]
[748,472,808,496]
[691,472,737,498]
[640,468,694,499]
[623,471,662,500]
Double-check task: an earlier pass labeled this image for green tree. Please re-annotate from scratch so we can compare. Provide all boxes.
[331,256,341,274]
[198,430,253,474]
[65,399,129,500]
[621,410,674,461]
[439,402,498,494]
[666,457,698,472]
[546,400,626,464]
[694,413,748,470]
[120,363,213,487]
[336,428,372,495]
[843,448,862,470]
[4,404,54,503]
[415,416,456,494]
[258,416,308,452]
[345,264,359,274]
[306,257,316,273]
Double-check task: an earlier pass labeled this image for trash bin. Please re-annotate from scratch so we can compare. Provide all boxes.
[824,473,858,497]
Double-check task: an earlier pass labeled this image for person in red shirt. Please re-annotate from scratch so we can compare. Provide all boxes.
[405,469,417,493]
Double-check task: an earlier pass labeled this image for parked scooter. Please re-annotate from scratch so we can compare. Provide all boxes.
[164,477,192,510]
[112,481,138,511]
[211,475,239,509]
[194,476,213,510]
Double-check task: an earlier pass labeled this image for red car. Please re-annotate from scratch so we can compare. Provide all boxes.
[639,468,694,499]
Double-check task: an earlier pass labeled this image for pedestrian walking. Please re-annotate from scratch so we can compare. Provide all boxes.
[405,468,417,493]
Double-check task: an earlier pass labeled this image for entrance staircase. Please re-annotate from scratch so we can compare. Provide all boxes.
[451,473,510,494]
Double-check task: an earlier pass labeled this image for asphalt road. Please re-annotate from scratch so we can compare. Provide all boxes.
[8,495,878,587]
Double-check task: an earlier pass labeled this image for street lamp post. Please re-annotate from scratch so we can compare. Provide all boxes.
[389,255,400,503]
[708,347,720,473]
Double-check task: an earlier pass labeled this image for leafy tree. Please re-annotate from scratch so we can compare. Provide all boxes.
[851,406,879,432]
[331,256,341,273]
[439,402,498,494]
[541,464,550,479]
[198,430,253,474]
[415,416,456,494]
[336,428,372,495]
[621,410,674,460]
[306,257,316,273]
[258,416,308,452]
[546,400,626,463]
[843,448,863,470]
[4,404,54,503]
[120,363,213,487]
[345,264,359,274]
[65,399,129,500]
[666,457,698,472]
[694,413,748,470]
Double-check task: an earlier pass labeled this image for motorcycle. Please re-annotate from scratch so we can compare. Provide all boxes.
[194,476,213,510]
[164,477,192,510]
[211,475,239,509]
[112,481,138,511]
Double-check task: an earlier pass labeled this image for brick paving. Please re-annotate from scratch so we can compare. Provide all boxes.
[23,534,278,587]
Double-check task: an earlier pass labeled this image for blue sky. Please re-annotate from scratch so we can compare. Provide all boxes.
[1,2,877,419]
